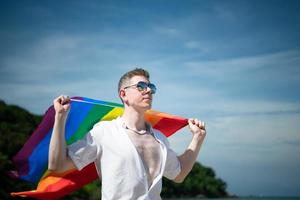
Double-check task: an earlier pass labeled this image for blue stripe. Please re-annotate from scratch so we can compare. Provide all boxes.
[65,100,94,141]
[21,100,94,182]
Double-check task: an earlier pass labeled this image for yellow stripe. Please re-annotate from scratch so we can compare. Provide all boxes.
[100,107,124,121]
[37,169,76,190]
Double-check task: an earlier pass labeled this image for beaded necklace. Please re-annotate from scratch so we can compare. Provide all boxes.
[122,122,152,135]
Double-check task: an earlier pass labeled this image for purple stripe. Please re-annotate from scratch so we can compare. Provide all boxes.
[12,97,84,177]
[12,106,55,177]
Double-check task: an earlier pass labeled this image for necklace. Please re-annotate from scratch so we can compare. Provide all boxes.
[122,123,150,135]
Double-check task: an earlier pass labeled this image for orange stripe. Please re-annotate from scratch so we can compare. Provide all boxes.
[145,110,163,126]
[11,163,98,199]
[37,168,77,191]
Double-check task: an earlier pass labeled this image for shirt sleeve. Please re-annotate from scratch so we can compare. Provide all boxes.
[67,124,102,170]
[163,137,181,180]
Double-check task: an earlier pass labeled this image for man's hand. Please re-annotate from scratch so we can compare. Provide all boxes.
[53,95,71,118]
[188,118,206,140]
[49,95,76,172]
[174,118,207,183]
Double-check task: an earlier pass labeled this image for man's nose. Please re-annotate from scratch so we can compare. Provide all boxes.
[144,86,152,94]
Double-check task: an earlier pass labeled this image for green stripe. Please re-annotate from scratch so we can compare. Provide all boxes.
[67,105,114,144]
[104,101,123,108]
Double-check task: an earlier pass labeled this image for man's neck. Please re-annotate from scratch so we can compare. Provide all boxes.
[121,107,147,131]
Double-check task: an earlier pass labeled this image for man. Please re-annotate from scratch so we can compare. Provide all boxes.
[48,68,206,199]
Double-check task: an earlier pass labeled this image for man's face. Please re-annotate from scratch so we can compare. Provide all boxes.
[121,75,154,111]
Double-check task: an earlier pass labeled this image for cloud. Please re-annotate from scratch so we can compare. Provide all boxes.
[185,50,300,76]
[169,108,300,195]
[152,26,183,38]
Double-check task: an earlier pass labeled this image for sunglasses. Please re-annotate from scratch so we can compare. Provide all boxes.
[123,81,157,94]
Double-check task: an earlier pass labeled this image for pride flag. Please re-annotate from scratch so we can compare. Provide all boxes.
[11,97,188,199]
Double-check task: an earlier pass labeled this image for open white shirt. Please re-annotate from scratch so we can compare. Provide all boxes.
[68,117,181,200]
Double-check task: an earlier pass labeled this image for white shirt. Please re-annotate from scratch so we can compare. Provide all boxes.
[68,117,181,200]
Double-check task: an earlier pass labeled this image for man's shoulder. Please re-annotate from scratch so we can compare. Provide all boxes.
[93,118,120,129]
[89,118,121,140]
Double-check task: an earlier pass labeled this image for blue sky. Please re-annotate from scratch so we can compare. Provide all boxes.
[1,0,300,196]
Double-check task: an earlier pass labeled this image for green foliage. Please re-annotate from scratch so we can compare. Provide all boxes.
[161,162,228,198]
[0,100,39,200]
[0,99,229,199]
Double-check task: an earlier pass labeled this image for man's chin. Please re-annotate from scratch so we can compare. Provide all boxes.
[142,103,152,110]
[134,102,152,112]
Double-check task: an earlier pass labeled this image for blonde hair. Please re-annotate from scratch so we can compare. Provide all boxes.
[118,68,150,92]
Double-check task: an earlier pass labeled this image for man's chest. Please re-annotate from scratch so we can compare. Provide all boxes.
[127,133,161,172]
[127,132,162,183]
[127,133,160,160]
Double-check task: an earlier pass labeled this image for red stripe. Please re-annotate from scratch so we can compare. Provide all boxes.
[153,118,188,137]
[11,163,98,200]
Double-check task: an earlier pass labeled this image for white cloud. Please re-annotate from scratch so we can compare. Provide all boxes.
[152,26,182,38]
[169,109,300,195]
[185,50,300,77]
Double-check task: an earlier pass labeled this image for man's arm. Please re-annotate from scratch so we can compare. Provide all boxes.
[174,118,206,183]
[48,95,76,172]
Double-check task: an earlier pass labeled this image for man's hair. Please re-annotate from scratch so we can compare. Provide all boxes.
[118,68,150,92]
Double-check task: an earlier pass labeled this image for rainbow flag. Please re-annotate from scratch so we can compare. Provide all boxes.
[11,97,188,199]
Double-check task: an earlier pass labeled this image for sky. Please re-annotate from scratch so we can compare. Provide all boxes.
[1,0,300,197]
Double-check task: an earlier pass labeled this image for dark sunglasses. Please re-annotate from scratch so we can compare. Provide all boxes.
[123,81,157,94]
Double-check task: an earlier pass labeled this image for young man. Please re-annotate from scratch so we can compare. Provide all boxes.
[48,68,206,199]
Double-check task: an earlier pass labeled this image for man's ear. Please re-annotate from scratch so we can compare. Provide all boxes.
[119,90,126,101]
